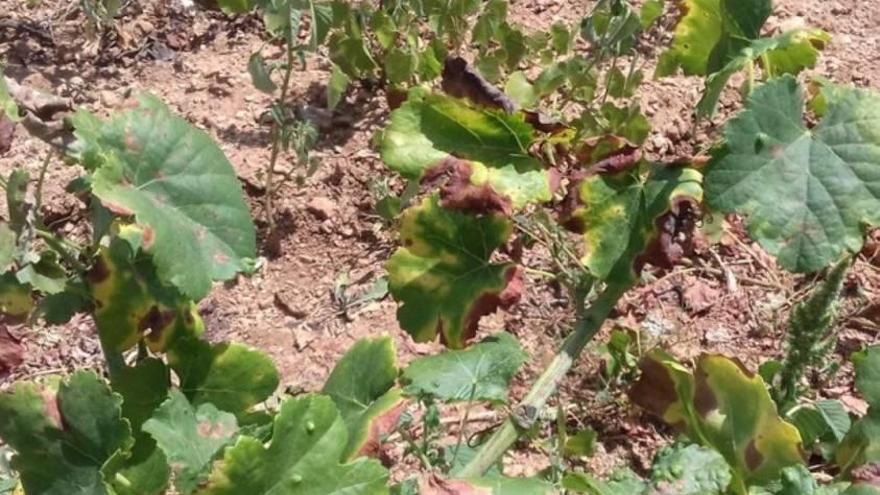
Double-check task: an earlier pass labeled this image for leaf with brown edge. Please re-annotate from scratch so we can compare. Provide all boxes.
[380,90,556,211]
[423,157,514,216]
[441,57,515,114]
[573,135,642,175]
[560,163,702,285]
[386,196,520,348]
[630,351,805,490]
[321,337,407,461]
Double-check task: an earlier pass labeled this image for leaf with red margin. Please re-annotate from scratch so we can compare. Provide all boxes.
[386,196,521,348]
[441,57,516,114]
[380,90,556,212]
[630,351,805,489]
[560,163,702,285]
[322,337,407,461]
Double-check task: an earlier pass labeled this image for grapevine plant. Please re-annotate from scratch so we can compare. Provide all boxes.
[0,0,879,494]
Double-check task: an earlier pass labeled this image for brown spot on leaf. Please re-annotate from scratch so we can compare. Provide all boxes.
[0,325,23,379]
[142,226,155,250]
[424,157,513,216]
[103,201,135,217]
[629,355,679,420]
[635,196,701,274]
[386,88,408,110]
[86,255,111,285]
[197,420,233,439]
[744,440,764,471]
[693,366,718,418]
[575,135,642,175]
[0,116,15,155]
[454,266,523,346]
[139,306,176,343]
[419,474,492,495]
[124,131,141,153]
[213,252,229,265]
[441,57,515,114]
[355,396,407,461]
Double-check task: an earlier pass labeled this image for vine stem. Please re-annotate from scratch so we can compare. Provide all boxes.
[264,36,297,251]
[458,282,630,477]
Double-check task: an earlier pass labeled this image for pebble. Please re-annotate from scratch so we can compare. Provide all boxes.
[306,196,337,220]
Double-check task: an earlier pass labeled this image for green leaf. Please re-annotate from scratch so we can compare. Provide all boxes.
[380,92,554,210]
[248,52,277,94]
[0,224,14,272]
[89,241,205,353]
[109,358,171,495]
[564,428,597,458]
[386,196,520,348]
[639,0,663,29]
[259,0,303,41]
[327,63,351,109]
[308,1,333,51]
[401,333,526,403]
[0,272,32,322]
[705,76,880,273]
[369,10,395,50]
[144,390,238,494]
[72,94,256,300]
[328,32,378,79]
[322,337,406,461]
[0,67,19,122]
[855,347,880,407]
[657,0,771,76]
[649,443,732,494]
[0,372,133,495]
[562,164,703,285]
[563,469,647,494]
[472,0,507,47]
[504,72,538,108]
[385,47,417,86]
[631,352,805,488]
[199,395,389,494]
[169,338,280,418]
[698,29,830,118]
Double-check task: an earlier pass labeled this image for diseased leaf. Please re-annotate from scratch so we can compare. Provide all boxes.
[386,196,521,348]
[198,395,389,494]
[698,29,830,118]
[705,77,880,273]
[440,56,513,112]
[144,390,238,494]
[630,352,804,488]
[657,0,771,76]
[322,337,406,461]
[0,372,133,495]
[89,241,205,353]
[381,90,555,211]
[401,333,526,403]
[72,94,256,300]
[169,337,280,418]
[561,163,703,285]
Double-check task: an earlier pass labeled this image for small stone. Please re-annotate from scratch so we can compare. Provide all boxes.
[306,197,336,220]
[100,90,120,108]
[704,326,732,344]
